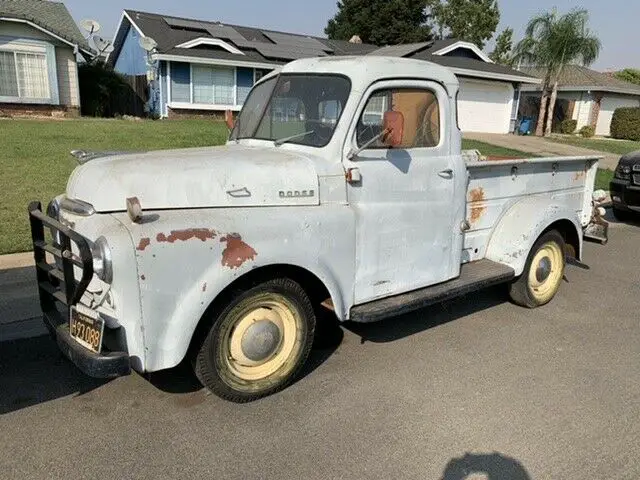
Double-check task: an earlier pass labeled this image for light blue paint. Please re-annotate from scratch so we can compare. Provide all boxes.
[0,35,59,105]
[113,23,147,76]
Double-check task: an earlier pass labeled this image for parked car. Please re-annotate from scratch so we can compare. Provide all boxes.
[28,57,608,403]
[610,151,640,221]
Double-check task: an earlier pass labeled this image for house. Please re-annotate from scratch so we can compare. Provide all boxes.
[109,9,539,133]
[0,0,91,117]
[520,65,640,136]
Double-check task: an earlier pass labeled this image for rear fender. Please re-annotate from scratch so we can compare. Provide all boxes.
[485,197,582,276]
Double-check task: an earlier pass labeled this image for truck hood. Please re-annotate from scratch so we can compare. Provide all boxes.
[66,145,320,212]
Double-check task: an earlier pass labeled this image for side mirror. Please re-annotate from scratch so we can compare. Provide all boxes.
[383,111,404,147]
[224,109,235,130]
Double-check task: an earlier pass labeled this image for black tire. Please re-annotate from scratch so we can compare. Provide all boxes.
[509,230,566,308]
[194,278,315,403]
[612,206,631,222]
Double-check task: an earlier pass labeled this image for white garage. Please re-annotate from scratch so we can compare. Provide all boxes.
[457,78,515,134]
[596,95,640,136]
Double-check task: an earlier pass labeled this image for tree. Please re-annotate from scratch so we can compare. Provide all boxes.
[427,0,500,49]
[614,68,640,86]
[489,28,515,66]
[514,8,601,137]
[325,0,433,45]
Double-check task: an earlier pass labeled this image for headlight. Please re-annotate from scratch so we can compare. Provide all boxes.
[615,165,631,179]
[91,236,113,283]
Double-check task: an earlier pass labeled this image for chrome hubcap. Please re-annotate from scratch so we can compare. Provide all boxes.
[240,320,282,362]
[535,256,552,283]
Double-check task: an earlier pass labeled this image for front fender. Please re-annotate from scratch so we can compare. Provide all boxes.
[485,197,582,276]
[116,205,355,372]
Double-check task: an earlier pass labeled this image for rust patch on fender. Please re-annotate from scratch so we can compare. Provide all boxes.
[136,237,151,251]
[573,171,585,181]
[202,282,207,292]
[140,274,146,280]
[156,228,216,244]
[468,187,486,223]
[220,234,257,269]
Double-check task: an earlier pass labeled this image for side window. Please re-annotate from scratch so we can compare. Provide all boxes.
[356,88,440,149]
[318,99,342,125]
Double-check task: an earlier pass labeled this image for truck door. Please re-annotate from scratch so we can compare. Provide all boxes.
[343,79,465,305]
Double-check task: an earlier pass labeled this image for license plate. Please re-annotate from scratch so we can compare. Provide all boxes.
[70,306,104,353]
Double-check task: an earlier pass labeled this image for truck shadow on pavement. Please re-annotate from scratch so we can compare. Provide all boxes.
[0,335,108,415]
[345,285,507,344]
[440,452,531,480]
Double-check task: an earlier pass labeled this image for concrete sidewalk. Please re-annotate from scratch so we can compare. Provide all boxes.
[465,132,619,170]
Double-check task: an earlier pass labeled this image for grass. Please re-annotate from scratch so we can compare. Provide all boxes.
[1,118,228,255]
[595,168,614,191]
[549,135,640,156]
[461,139,531,158]
[0,119,618,255]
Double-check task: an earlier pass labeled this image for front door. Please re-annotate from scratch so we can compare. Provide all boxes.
[344,80,463,305]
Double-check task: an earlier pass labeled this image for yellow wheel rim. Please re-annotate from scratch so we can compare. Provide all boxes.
[527,241,564,303]
[222,298,300,382]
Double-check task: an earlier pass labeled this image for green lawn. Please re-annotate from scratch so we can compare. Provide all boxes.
[461,139,531,158]
[549,135,640,156]
[0,120,617,255]
[1,118,228,255]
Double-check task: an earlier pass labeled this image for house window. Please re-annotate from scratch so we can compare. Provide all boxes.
[0,50,50,99]
[236,67,253,105]
[170,62,191,102]
[191,65,235,105]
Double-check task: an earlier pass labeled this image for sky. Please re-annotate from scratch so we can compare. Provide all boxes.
[63,0,638,71]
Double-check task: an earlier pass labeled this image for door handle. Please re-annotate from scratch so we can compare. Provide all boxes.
[438,168,454,178]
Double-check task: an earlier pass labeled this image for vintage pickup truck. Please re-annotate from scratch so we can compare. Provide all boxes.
[29,56,608,402]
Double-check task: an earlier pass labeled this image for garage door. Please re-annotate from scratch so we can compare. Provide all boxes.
[457,79,514,134]
[596,95,640,136]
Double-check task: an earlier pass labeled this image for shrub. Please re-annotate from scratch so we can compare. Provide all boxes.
[579,125,595,138]
[610,107,640,141]
[560,119,577,134]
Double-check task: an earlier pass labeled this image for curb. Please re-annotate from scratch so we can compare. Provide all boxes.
[0,252,34,271]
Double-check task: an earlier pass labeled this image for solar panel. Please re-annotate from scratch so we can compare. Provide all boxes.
[205,25,247,43]
[253,43,328,61]
[164,17,208,31]
[262,31,333,53]
[368,42,431,57]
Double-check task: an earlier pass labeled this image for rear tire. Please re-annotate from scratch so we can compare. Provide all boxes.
[194,278,315,402]
[509,230,565,308]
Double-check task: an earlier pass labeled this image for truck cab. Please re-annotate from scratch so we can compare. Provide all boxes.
[29,57,607,402]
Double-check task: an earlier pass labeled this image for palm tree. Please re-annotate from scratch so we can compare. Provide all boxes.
[515,9,601,137]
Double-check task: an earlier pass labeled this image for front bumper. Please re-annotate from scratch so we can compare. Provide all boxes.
[29,201,131,379]
[610,179,640,212]
[44,310,131,378]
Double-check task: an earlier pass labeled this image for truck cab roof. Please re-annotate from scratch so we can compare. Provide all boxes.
[278,56,460,95]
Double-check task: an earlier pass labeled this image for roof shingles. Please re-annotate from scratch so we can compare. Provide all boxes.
[0,0,89,52]
[522,65,640,96]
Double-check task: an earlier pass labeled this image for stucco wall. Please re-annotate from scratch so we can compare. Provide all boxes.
[0,20,79,108]
[55,46,80,107]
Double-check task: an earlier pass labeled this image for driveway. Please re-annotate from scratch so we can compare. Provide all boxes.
[465,132,619,170]
[1,218,639,480]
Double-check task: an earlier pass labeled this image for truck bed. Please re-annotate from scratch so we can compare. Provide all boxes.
[462,154,600,264]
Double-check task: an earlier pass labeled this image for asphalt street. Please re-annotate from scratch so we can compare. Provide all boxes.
[1,216,639,480]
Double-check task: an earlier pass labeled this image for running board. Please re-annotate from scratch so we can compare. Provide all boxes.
[350,259,515,323]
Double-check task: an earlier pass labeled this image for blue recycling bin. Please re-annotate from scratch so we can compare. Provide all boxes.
[518,117,533,135]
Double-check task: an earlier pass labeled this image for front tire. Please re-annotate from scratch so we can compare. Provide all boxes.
[509,230,565,308]
[194,278,316,402]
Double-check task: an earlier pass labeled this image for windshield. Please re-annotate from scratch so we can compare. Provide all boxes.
[230,74,351,148]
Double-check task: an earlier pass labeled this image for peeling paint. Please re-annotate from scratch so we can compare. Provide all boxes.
[220,234,257,269]
[136,237,151,251]
[373,280,390,286]
[468,187,486,223]
[156,228,216,244]
[140,274,146,280]
[202,282,207,292]
[573,171,585,181]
